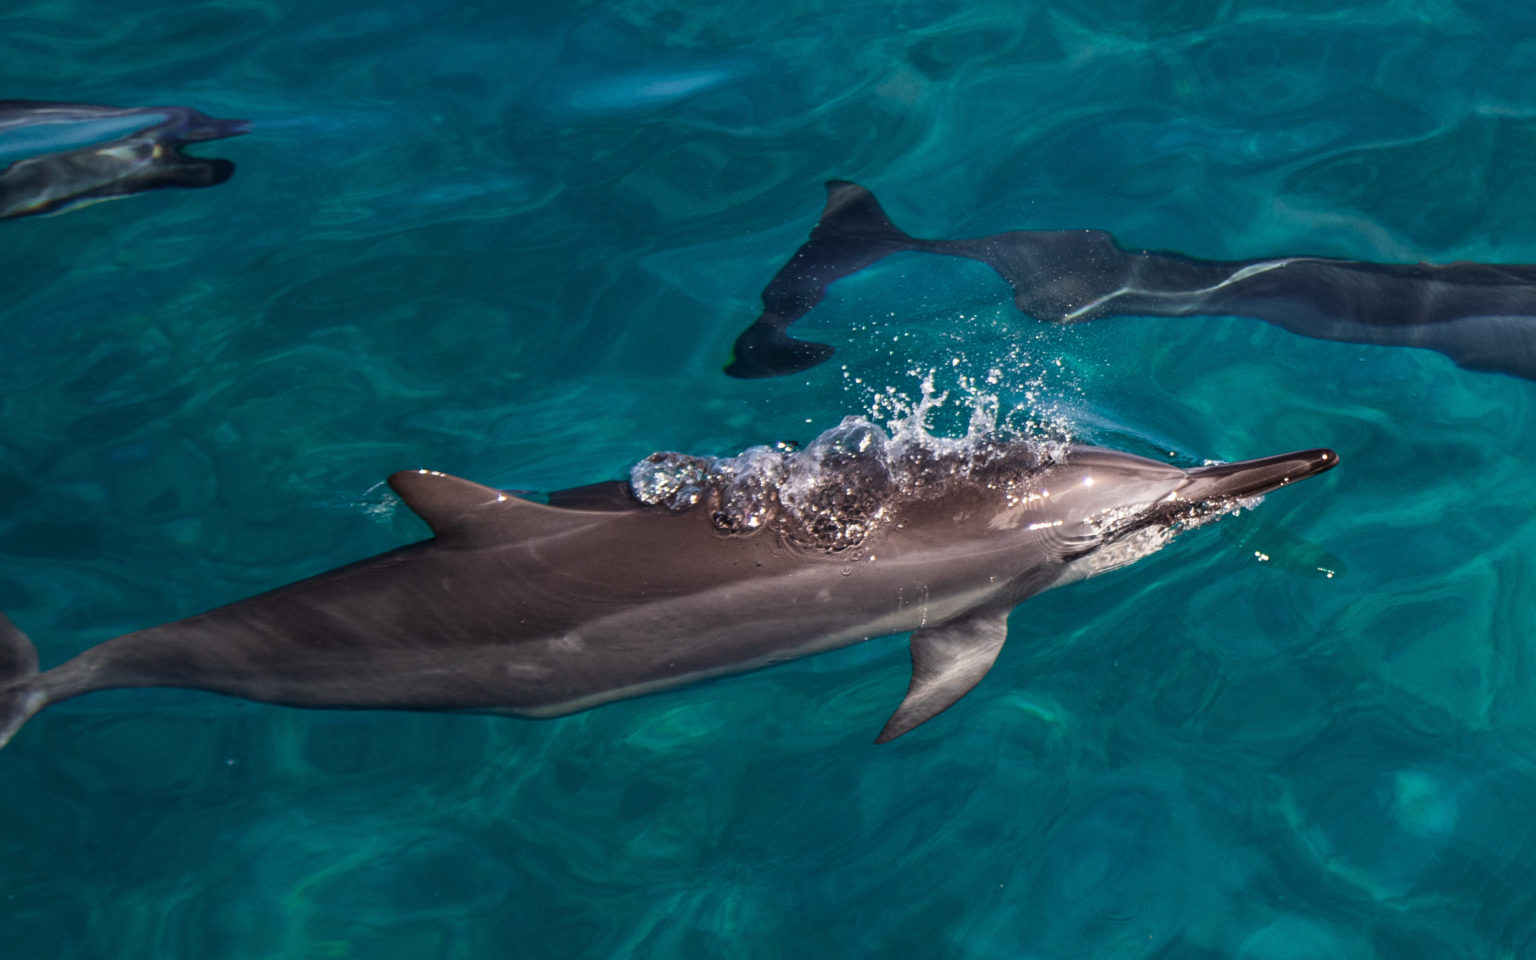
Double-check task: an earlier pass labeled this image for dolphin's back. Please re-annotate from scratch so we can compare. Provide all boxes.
[4,462,1049,726]
[11,466,909,722]
[30,511,757,712]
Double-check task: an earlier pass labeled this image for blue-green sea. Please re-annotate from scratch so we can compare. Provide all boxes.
[6,2,1536,957]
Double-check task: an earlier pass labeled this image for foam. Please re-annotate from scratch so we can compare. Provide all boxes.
[630,407,1060,551]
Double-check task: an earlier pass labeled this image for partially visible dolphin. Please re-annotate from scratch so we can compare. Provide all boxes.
[0,419,1336,749]
[725,180,1536,380]
[0,100,248,220]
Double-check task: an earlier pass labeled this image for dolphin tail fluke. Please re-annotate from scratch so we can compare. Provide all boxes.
[0,612,44,751]
[724,321,837,379]
[726,180,923,378]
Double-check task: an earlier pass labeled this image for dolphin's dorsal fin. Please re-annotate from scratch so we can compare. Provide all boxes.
[387,470,577,546]
[875,609,1010,743]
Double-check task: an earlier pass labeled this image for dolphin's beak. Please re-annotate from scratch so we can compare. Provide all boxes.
[1175,448,1338,502]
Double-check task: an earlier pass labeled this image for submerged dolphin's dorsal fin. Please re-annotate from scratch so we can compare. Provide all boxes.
[387,469,577,546]
[876,609,1010,743]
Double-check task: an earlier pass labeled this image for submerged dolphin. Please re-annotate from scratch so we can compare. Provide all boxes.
[0,100,248,220]
[726,180,1536,379]
[0,419,1336,749]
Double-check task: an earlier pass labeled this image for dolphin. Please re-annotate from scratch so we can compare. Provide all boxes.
[0,100,248,220]
[0,419,1336,749]
[725,180,1536,380]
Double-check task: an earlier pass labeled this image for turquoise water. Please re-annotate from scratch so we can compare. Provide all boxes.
[5,1,1536,957]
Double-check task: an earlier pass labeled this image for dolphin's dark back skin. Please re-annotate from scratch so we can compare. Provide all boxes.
[725,180,1536,379]
[0,422,1337,749]
[0,100,248,220]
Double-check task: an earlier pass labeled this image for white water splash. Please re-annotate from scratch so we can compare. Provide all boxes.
[630,407,1061,552]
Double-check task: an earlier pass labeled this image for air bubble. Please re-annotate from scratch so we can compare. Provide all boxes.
[629,451,714,509]
[628,412,1062,553]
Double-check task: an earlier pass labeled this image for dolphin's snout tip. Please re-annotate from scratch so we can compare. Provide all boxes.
[1292,447,1339,479]
[1181,446,1338,501]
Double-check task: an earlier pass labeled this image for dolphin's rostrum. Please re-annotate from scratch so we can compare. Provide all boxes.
[726,180,1536,380]
[0,419,1336,750]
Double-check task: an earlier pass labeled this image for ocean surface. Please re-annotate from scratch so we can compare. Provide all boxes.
[5,1,1536,957]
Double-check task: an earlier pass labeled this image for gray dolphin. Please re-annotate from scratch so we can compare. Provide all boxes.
[0,420,1336,749]
[0,100,248,220]
[726,180,1536,379]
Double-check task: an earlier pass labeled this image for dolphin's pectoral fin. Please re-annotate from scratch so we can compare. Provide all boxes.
[387,470,585,546]
[875,609,1010,744]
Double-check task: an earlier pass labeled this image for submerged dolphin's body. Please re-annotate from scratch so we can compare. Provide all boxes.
[0,100,248,220]
[726,180,1536,380]
[0,420,1335,749]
